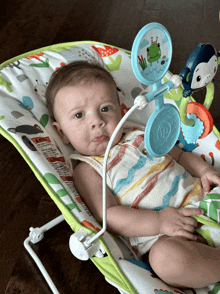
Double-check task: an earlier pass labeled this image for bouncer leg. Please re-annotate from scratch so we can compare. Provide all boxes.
[24,214,65,294]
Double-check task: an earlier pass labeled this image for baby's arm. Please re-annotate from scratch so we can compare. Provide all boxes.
[169,146,220,192]
[73,161,203,240]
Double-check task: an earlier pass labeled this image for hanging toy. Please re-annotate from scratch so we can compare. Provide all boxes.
[179,44,218,144]
[131,23,182,158]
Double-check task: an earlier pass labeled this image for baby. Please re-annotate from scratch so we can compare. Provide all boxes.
[46,60,220,289]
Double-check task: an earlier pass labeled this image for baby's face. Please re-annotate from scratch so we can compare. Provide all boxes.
[53,81,123,156]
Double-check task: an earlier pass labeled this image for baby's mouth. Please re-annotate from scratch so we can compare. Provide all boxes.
[94,135,108,143]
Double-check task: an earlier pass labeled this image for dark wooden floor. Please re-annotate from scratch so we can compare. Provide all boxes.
[1,1,220,293]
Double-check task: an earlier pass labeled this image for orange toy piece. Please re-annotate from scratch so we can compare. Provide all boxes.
[187,102,213,139]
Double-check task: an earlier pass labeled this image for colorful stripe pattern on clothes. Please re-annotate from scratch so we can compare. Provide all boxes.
[69,129,202,211]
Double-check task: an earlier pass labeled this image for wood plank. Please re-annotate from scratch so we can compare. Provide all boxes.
[4,222,118,294]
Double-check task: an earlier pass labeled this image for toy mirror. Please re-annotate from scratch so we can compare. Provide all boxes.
[131,22,172,85]
[131,22,180,157]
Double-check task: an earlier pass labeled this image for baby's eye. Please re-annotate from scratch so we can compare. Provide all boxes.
[74,112,85,119]
[101,106,111,113]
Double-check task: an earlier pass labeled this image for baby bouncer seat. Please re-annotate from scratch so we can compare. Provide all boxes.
[1,24,220,294]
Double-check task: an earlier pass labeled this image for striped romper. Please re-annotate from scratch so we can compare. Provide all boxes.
[70,128,203,255]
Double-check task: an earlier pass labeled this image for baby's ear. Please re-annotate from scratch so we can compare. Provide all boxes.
[52,121,70,145]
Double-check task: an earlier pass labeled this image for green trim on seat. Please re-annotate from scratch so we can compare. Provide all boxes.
[0,40,130,71]
[91,256,138,294]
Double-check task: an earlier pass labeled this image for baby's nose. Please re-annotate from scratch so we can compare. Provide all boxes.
[91,114,105,129]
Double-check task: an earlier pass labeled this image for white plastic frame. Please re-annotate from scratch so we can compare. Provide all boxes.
[24,215,64,294]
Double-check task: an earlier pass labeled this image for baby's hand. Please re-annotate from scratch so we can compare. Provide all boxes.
[201,167,220,193]
[159,207,204,241]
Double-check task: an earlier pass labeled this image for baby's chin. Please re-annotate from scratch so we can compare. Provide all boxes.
[75,146,106,157]
[78,145,110,157]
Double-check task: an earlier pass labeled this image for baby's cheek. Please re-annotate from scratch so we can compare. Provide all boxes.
[74,131,89,149]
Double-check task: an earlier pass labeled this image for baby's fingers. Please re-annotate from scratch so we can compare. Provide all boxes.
[184,215,198,227]
[180,208,204,217]
[210,174,220,188]
[201,177,210,193]
[183,224,196,233]
[176,229,197,241]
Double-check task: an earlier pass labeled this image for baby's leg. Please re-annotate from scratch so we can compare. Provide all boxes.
[149,235,220,288]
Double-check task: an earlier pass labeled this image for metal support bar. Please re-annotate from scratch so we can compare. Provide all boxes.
[24,214,65,294]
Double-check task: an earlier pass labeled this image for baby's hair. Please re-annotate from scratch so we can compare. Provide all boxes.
[46,60,119,120]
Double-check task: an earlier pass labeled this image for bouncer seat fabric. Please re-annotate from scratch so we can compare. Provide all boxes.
[1,41,220,294]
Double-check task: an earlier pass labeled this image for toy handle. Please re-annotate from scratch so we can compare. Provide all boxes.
[179,96,195,126]
[146,77,180,104]
[179,82,215,127]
